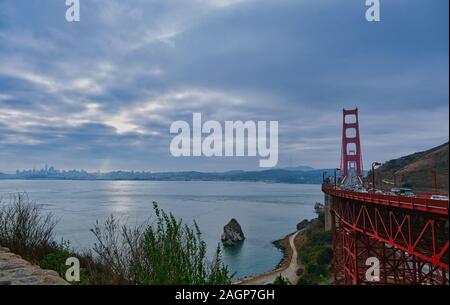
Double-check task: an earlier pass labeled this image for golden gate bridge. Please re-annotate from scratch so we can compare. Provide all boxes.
[323,108,449,285]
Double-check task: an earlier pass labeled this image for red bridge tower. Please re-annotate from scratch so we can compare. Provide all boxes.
[341,108,363,177]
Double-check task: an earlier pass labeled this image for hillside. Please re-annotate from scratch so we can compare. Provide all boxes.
[374,142,449,193]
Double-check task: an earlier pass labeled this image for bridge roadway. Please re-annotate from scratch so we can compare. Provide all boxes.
[323,186,448,215]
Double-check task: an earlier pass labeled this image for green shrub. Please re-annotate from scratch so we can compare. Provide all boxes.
[1,194,232,285]
[297,229,332,285]
[38,241,72,275]
[273,275,291,285]
[317,247,333,265]
[90,202,232,285]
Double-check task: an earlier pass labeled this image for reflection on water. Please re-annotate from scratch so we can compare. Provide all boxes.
[223,241,244,258]
[0,180,322,279]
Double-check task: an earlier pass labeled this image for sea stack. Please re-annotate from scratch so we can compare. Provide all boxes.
[221,218,245,246]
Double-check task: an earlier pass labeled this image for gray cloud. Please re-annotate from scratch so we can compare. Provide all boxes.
[0,0,448,172]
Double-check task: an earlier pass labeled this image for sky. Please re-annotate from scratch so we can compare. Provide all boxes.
[0,0,448,173]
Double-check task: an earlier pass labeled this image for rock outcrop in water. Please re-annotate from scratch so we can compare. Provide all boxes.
[221,219,245,246]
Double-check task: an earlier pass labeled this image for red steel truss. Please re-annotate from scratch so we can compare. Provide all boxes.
[324,185,449,285]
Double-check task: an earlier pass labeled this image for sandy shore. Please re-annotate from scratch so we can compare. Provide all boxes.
[234,229,307,285]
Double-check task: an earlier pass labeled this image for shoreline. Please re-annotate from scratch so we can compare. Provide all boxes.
[234,230,302,285]
[272,233,294,270]
[235,217,321,285]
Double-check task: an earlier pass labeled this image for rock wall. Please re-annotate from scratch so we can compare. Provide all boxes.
[0,246,68,285]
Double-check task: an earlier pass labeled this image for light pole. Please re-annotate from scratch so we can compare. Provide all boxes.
[371,162,381,193]
[431,170,437,194]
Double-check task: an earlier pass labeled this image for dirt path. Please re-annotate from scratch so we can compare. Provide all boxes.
[235,230,302,285]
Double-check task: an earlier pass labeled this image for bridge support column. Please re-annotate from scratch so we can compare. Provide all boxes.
[324,193,332,231]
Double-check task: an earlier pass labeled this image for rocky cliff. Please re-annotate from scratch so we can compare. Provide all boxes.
[0,246,68,285]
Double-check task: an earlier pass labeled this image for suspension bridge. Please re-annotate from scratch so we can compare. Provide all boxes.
[323,108,449,285]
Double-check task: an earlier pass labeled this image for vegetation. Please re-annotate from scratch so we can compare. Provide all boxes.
[0,194,232,285]
[373,142,448,193]
[90,202,232,284]
[297,226,332,285]
[0,193,58,261]
[273,275,292,285]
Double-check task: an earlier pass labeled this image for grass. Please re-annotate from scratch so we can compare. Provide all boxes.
[0,193,232,285]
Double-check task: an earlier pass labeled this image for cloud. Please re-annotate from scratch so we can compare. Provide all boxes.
[0,0,448,172]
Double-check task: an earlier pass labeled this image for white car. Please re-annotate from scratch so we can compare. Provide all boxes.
[430,195,449,201]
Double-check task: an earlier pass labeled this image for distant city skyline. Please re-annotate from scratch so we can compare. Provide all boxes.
[2,163,317,175]
[1,164,332,185]
[0,0,448,173]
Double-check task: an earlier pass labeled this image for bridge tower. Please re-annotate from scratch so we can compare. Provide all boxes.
[341,108,363,177]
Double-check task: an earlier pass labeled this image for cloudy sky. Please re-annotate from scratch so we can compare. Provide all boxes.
[0,0,448,173]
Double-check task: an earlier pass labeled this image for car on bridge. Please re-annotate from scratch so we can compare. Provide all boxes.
[390,188,415,197]
[430,195,449,201]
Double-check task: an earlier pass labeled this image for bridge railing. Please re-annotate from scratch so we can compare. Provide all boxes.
[322,185,449,216]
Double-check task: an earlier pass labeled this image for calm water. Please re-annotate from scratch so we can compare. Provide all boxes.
[0,180,322,279]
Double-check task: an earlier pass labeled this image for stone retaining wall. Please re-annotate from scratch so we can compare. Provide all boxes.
[0,246,68,285]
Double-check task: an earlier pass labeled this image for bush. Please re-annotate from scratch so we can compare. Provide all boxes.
[297,229,332,285]
[38,241,72,274]
[297,273,317,285]
[273,275,291,285]
[317,247,333,265]
[90,202,232,285]
[1,194,232,285]
[0,193,58,262]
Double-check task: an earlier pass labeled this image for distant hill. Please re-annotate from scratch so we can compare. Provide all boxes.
[374,142,449,193]
[282,165,315,171]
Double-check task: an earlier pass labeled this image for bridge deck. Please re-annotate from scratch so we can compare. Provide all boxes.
[323,186,448,216]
